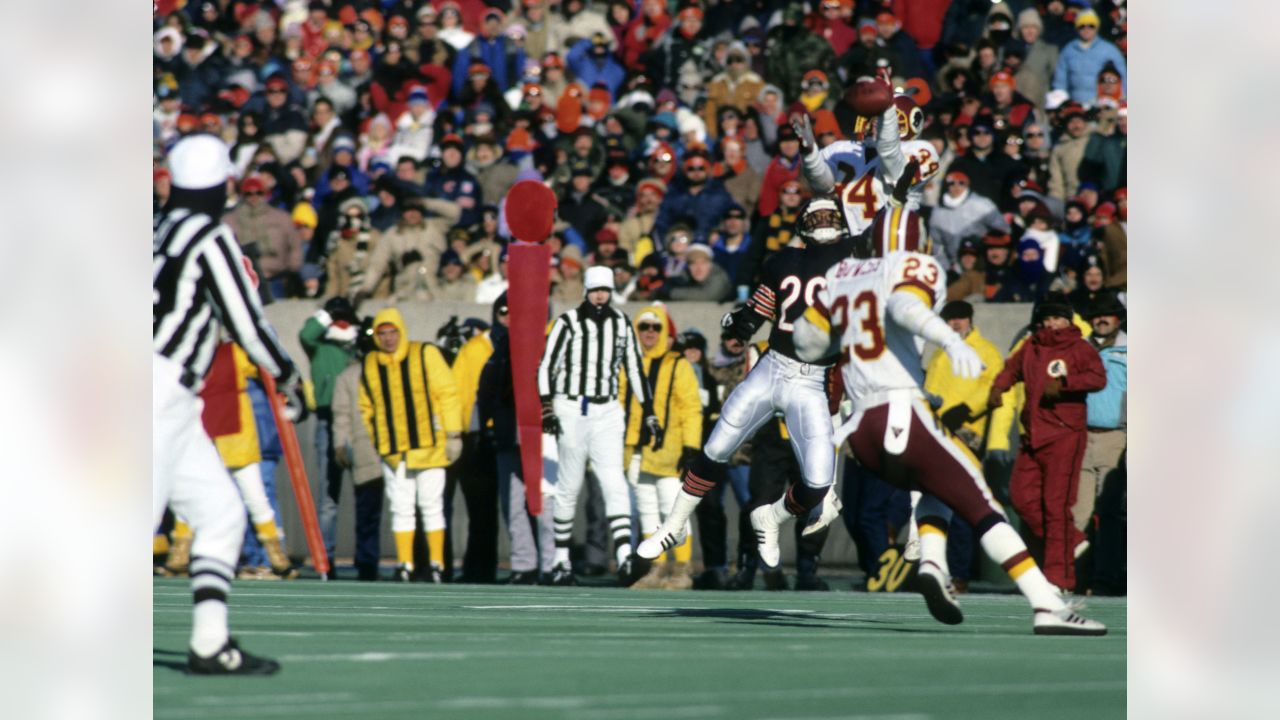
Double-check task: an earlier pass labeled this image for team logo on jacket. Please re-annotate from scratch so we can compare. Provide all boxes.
[1047,359,1068,378]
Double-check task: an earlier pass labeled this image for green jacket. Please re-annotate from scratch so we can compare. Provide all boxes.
[298,315,358,408]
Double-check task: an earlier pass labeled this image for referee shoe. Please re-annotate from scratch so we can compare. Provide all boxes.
[187,638,281,675]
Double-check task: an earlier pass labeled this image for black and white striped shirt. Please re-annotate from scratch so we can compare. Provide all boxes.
[154,207,295,391]
[538,304,649,406]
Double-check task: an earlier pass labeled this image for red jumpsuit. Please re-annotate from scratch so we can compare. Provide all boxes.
[991,326,1106,591]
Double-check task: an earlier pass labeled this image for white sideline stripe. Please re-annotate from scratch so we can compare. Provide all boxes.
[438,680,1124,710]
[280,651,470,662]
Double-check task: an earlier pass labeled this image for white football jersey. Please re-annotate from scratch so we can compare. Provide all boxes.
[819,139,942,237]
[816,250,947,401]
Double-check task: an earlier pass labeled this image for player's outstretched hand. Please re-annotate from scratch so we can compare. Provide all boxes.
[943,336,983,380]
[790,112,816,156]
[892,159,920,205]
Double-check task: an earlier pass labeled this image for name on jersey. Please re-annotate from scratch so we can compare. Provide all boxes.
[833,258,882,279]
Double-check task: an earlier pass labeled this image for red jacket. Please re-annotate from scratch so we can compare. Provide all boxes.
[991,326,1106,449]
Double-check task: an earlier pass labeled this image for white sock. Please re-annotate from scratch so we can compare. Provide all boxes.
[191,601,229,657]
[661,490,702,534]
[979,523,1065,612]
[919,526,950,574]
[554,546,571,568]
[615,544,631,567]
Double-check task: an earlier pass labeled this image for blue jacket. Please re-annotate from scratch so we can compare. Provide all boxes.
[423,166,483,228]
[452,36,526,97]
[652,177,737,245]
[566,40,626,100]
[1087,333,1127,429]
[1053,38,1127,104]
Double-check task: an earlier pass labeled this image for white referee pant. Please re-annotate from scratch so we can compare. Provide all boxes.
[553,397,632,551]
[704,351,835,490]
[152,354,246,576]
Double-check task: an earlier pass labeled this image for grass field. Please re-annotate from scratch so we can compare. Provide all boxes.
[154,577,1126,720]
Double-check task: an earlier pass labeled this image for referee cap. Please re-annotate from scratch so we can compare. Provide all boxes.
[167,134,234,190]
[584,265,613,292]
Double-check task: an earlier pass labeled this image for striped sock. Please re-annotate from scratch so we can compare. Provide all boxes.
[609,515,632,566]
[189,555,233,657]
[553,516,574,568]
[978,520,1065,611]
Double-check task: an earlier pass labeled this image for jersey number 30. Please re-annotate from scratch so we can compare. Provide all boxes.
[830,291,886,360]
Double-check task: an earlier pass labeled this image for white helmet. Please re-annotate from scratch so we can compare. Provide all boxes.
[797,197,845,245]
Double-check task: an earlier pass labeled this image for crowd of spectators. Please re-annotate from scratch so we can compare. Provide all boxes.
[155,0,1127,592]
[155,0,1126,310]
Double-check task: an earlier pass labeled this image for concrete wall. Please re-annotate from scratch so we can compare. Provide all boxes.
[263,299,1035,570]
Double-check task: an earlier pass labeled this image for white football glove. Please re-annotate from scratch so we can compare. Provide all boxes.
[791,112,817,155]
[942,337,984,380]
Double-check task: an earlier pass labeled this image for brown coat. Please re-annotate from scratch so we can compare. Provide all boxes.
[721,166,763,217]
[947,269,986,302]
[1099,223,1126,289]
[325,229,389,300]
[618,209,656,257]
[358,198,460,300]
[703,70,765,139]
[224,202,303,278]
[331,363,383,484]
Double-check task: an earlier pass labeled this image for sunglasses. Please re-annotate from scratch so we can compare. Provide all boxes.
[243,191,263,196]
[971,127,992,135]
[728,56,746,64]
[1079,23,1098,29]
[266,88,286,94]
[498,306,509,315]
[638,322,663,332]
[1026,131,1045,138]
[685,164,708,172]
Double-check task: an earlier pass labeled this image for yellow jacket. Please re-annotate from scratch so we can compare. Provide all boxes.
[359,307,462,469]
[923,326,1004,436]
[987,314,1092,451]
[212,344,261,469]
[451,331,493,432]
[621,305,702,477]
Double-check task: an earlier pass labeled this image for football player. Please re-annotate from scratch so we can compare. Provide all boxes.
[636,196,850,567]
[788,174,1106,636]
[793,75,940,238]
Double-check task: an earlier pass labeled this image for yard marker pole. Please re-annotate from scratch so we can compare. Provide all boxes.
[261,370,331,579]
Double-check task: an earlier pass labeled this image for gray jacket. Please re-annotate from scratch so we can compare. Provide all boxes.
[928,190,1009,271]
[331,363,382,484]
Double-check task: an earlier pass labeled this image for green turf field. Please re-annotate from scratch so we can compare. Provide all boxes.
[154,578,1125,720]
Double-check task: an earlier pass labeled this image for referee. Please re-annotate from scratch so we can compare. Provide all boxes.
[538,266,662,586]
[154,134,297,675]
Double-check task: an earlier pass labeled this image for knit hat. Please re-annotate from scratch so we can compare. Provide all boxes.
[338,196,368,214]
[1074,9,1100,28]
[1033,292,1073,323]
[292,203,318,228]
[940,300,974,321]
[584,265,613,291]
[636,177,667,197]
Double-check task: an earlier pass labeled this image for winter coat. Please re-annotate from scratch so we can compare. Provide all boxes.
[325,229,389,300]
[765,24,838,103]
[471,159,519,208]
[423,166,483,228]
[477,327,519,450]
[928,191,1009,270]
[620,305,702,477]
[1053,38,1127,105]
[200,344,261,470]
[662,261,734,302]
[757,154,804,219]
[224,203,303,279]
[618,208,656,260]
[703,70,766,137]
[1098,223,1127,289]
[566,39,626,99]
[1078,130,1127,195]
[924,326,1004,435]
[720,165,763,217]
[333,362,386,484]
[652,177,737,244]
[360,199,461,300]
[359,307,462,469]
[1086,331,1126,430]
[947,268,986,302]
[1048,131,1090,200]
[1016,39,1060,110]
[947,150,1020,207]
[991,325,1105,449]
[452,332,494,434]
[434,272,479,301]
[298,313,359,409]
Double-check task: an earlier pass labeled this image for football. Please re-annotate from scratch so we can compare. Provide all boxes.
[847,76,894,117]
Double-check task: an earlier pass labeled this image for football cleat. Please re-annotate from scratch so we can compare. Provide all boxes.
[504,570,539,585]
[801,491,843,537]
[1033,607,1108,636]
[636,527,687,560]
[915,561,964,625]
[547,564,578,586]
[761,568,788,591]
[793,573,830,591]
[393,564,413,583]
[187,638,281,676]
[750,506,783,568]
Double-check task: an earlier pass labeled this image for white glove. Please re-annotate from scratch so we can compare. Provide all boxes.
[313,309,333,327]
[790,112,817,155]
[325,322,359,343]
[942,337,983,380]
